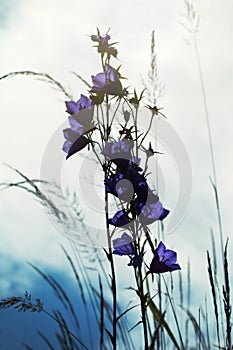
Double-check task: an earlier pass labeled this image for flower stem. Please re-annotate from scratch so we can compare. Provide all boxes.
[138,267,149,350]
[105,186,117,350]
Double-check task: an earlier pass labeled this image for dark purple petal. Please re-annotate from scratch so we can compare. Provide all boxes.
[66,135,89,159]
[70,107,94,130]
[105,172,124,196]
[68,117,84,133]
[108,209,130,227]
[101,139,134,160]
[137,191,169,225]
[65,95,93,115]
[150,241,181,274]
[113,233,135,256]
[161,250,177,265]
[65,101,80,115]
[156,241,166,256]
[62,140,72,154]
[63,128,82,142]
[91,64,123,96]
[158,208,170,221]
[91,72,106,90]
[78,94,93,109]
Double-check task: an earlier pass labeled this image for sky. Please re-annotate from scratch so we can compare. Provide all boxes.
[0,0,233,348]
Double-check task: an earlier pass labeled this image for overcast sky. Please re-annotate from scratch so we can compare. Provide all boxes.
[0,0,233,348]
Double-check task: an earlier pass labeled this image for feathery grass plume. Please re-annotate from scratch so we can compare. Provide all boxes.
[179,0,200,35]
[142,30,164,105]
[0,70,72,99]
[0,291,43,313]
[207,251,220,348]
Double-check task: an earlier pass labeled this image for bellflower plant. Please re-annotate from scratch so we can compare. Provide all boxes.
[60,29,181,350]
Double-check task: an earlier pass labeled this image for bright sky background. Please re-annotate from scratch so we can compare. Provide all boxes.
[0,0,233,348]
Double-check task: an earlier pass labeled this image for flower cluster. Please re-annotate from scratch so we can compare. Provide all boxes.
[62,94,94,159]
[62,29,181,275]
[113,233,181,273]
[102,138,169,228]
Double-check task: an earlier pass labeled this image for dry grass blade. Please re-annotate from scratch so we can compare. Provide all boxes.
[72,72,92,88]
[182,307,208,350]
[37,330,56,350]
[54,309,78,350]
[28,262,80,332]
[23,344,34,350]
[207,251,220,348]
[178,270,183,309]
[49,275,80,332]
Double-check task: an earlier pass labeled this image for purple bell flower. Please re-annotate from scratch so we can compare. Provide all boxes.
[62,127,89,159]
[108,209,130,227]
[112,233,135,256]
[137,191,169,225]
[101,139,134,169]
[150,241,181,274]
[65,94,93,115]
[91,64,123,96]
[62,100,94,159]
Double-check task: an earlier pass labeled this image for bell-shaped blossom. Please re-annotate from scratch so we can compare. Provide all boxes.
[62,127,89,159]
[101,139,134,169]
[65,94,93,115]
[68,107,94,132]
[91,64,123,96]
[108,209,130,227]
[112,233,135,256]
[62,103,94,159]
[150,242,181,273]
[136,191,169,225]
